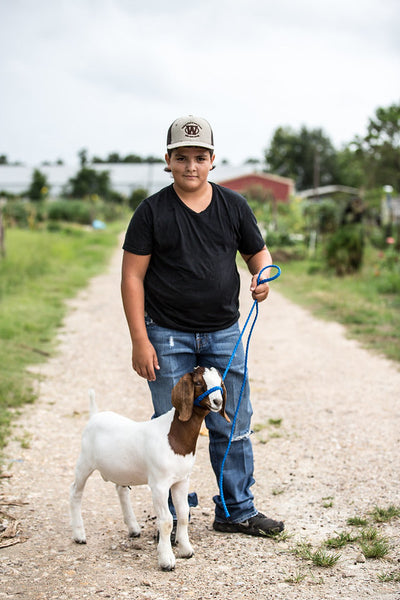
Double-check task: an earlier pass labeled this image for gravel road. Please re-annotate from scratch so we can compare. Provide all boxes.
[1,243,399,600]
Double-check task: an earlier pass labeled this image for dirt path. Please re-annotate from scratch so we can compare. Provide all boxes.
[1,245,400,600]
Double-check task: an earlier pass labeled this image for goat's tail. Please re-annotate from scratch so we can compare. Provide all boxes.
[88,388,98,417]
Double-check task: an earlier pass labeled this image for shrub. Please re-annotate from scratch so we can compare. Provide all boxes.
[2,200,49,228]
[27,169,50,201]
[129,187,148,211]
[325,224,364,275]
[2,200,30,226]
[47,200,92,224]
[67,167,112,199]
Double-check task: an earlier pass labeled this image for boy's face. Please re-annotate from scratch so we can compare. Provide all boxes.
[165,147,215,194]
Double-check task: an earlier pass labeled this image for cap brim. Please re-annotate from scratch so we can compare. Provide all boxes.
[167,141,214,151]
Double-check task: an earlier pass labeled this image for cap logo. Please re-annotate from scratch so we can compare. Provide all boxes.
[182,122,201,138]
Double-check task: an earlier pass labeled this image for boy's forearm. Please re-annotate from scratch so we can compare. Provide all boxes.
[121,276,148,343]
[243,246,272,276]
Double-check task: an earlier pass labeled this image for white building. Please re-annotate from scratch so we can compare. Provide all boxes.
[0,163,268,197]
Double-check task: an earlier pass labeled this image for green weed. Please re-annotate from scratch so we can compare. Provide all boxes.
[377,570,400,582]
[310,548,341,568]
[347,516,368,527]
[360,526,379,541]
[370,505,400,523]
[324,531,357,548]
[360,538,390,559]
[294,542,341,567]
[284,570,307,584]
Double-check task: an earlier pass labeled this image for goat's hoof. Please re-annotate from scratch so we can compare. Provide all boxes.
[177,548,194,559]
[159,554,176,571]
[129,531,141,538]
[160,564,175,572]
[73,538,86,545]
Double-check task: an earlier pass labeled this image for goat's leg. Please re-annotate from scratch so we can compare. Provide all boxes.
[115,485,141,538]
[70,455,93,544]
[150,482,175,571]
[171,478,194,559]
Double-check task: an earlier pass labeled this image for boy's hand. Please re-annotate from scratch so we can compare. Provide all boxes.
[250,273,270,302]
[131,339,160,381]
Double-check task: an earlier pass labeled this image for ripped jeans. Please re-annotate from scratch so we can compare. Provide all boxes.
[145,317,257,523]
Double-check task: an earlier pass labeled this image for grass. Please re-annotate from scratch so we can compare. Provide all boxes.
[271,246,400,364]
[378,570,400,582]
[347,516,369,527]
[360,538,390,559]
[370,504,400,522]
[289,503,400,579]
[0,222,125,452]
[294,541,341,567]
[325,531,358,548]
[253,418,284,444]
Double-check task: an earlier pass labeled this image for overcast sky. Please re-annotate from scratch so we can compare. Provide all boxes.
[1,0,399,167]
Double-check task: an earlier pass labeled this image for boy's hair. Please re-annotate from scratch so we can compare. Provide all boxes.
[164,147,216,173]
[167,148,214,159]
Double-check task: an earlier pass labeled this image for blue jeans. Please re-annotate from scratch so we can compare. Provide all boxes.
[145,316,257,523]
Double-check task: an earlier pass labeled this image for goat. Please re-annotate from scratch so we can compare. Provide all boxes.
[70,366,229,571]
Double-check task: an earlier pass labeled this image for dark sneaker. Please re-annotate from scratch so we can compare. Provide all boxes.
[213,512,284,537]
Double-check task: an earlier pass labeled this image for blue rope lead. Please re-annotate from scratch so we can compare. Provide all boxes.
[218,264,281,519]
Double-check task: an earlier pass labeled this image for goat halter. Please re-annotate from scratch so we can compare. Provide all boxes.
[193,386,223,407]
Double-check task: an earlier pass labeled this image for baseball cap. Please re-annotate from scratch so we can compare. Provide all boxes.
[166,115,214,151]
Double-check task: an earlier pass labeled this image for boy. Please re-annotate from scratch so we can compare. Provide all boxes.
[121,115,284,536]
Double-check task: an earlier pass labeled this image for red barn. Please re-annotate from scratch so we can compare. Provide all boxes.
[216,172,294,203]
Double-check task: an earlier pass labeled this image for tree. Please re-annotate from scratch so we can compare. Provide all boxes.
[336,146,364,188]
[265,126,339,191]
[129,187,148,210]
[353,102,400,189]
[27,169,50,201]
[67,167,112,199]
[78,148,88,168]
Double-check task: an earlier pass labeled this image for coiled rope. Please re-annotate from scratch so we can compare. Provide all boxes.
[218,264,281,518]
[192,264,281,517]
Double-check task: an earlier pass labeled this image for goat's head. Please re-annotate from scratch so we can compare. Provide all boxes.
[171,367,230,423]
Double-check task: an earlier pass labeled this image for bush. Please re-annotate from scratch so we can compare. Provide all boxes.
[2,200,46,228]
[47,200,92,224]
[67,167,112,199]
[266,229,295,246]
[303,199,340,234]
[2,200,30,226]
[325,224,364,275]
[27,168,50,201]
[129,187,148,211]
[376,272,400,294]
[374,245,400,293]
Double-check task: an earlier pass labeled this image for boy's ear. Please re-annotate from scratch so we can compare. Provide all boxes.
[164,153,172,172]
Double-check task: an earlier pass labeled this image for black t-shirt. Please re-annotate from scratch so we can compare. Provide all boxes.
[123,183,265,332]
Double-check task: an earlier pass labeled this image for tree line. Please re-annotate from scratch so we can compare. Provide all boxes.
[1,101,399,201]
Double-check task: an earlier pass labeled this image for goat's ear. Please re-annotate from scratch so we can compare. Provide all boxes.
[220,379,230,422]
[171,373,194,422]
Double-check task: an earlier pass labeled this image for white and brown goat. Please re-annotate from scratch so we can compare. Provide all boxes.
[70,366,228,571]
